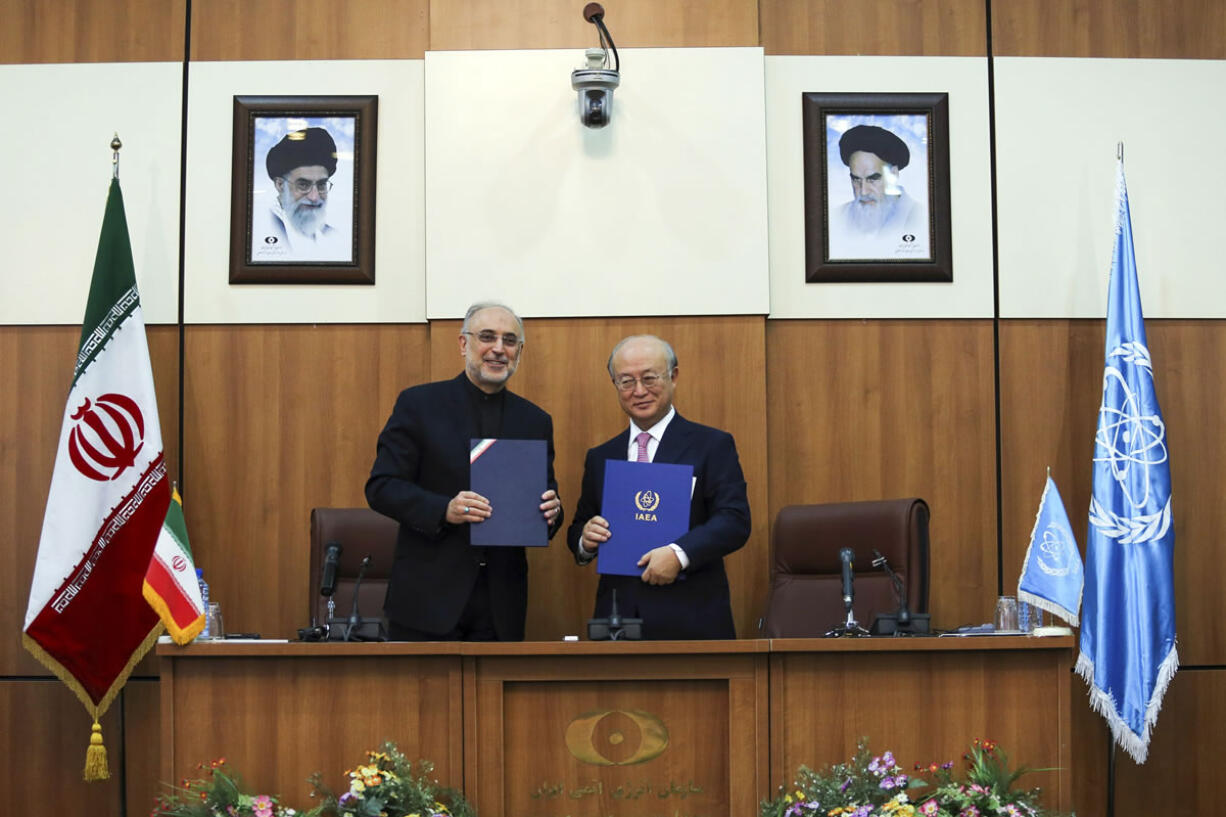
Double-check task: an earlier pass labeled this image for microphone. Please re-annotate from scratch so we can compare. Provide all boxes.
[583,2,604,22]
[320,542,343,597]
[344,554,373,642]
[839,547,855,611]
[872,549,910,626]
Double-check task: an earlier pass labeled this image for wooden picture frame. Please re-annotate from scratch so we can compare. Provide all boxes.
[229,95,377,285]
[803,92,952,283]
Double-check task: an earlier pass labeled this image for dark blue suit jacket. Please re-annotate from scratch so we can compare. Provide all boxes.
[566,412,750,639]
[367,373,560,640]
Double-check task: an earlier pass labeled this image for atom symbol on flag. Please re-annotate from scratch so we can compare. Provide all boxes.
[1037,524,1074,576]
[1093,366,1167,510]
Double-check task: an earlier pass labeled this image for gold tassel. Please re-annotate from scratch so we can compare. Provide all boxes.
[84,720,109,781]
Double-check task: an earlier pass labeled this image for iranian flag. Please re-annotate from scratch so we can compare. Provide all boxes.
[143,487,205,644]
[22,178,170,781]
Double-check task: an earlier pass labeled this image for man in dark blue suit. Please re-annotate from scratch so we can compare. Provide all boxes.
[367,303,563,641]
[567,335,750,639]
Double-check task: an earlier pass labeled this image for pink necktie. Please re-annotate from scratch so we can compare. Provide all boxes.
[635,431,651,462]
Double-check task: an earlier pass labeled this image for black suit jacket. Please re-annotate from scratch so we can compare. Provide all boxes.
[366,373,561,640]
[566,412,750,639]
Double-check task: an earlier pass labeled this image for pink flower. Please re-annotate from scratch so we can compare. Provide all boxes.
[252,794,274,817]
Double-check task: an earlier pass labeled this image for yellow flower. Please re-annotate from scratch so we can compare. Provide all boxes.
[350,780,366,794]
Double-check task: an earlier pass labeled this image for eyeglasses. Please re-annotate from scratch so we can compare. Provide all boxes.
[463,330,521,350]
[613,372,669,392]
[282,177,333,195]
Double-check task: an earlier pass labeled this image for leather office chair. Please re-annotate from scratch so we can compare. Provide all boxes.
[760,498,930,638]
[307,507,399,634]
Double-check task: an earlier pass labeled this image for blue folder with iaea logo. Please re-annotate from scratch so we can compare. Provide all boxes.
[597,459,694,576]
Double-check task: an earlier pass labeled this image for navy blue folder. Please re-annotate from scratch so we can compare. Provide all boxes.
[469,438,548,547]
[597,459,694,576]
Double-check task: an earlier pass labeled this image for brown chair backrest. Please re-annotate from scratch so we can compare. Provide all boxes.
[761,498,930,638]
[308,507,399,628]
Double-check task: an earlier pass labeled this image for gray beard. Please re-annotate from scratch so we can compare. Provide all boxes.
[846,194,899,234]
[279,185,328,236]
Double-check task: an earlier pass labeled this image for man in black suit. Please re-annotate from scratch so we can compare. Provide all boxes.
[567,335,750,639]
[367,303,563,641]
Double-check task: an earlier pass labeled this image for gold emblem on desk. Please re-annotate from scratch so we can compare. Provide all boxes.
[634,489,661,521]
[565,709,669,766]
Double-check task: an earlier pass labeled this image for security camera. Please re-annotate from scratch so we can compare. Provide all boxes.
[571,4,620,129]
[572,49,620,129]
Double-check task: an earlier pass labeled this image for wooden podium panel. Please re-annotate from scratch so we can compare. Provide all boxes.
[770,637,1073,812]
[158,643,462,803]
[463,642,770,817]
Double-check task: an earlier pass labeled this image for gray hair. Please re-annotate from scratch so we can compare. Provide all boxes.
[461,302,525,342]
[606,334,678,378]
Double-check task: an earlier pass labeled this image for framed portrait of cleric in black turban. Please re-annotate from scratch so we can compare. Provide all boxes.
[229,95,377,284]
[802,92,952,283]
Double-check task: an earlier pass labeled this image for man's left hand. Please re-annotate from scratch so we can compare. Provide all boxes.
[637,547,681,585]
[539,489,562,526]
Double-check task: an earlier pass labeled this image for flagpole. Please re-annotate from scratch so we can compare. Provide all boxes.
[1106,739,1116,817]
[111,133,122,180]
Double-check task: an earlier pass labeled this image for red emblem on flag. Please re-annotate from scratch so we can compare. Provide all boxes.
[171,555,187,572]
[67,394,146,482]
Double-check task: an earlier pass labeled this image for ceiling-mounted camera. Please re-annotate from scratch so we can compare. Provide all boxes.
[571,3,620,129]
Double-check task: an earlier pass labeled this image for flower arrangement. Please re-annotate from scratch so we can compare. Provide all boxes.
[302,742,476,817]
[150,758,297,817]
[760,738,1061,817]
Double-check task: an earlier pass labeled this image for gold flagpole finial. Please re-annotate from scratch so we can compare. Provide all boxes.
[111,133,122,180]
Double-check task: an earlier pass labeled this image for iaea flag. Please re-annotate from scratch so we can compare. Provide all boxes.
[1018,475,1083,626]
[1076,161,1177,765]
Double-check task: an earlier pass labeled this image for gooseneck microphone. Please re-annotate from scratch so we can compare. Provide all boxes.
[344,554,373,642]
[839,547,855,611]
[872,549,911,626]
[320,542,343,597]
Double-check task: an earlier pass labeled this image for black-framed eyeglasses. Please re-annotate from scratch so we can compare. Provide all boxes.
[613,372,669,392]
[283,177,333,195]
[463,330,521,350]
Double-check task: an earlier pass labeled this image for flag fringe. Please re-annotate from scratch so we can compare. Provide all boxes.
[1017,588,1078,628]
[22,623,164,780]
[142,579,205,645]
[1075,642,1179,765]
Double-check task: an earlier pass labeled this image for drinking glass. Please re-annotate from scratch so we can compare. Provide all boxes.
[205,602,224,640]
[994,595,1019,632]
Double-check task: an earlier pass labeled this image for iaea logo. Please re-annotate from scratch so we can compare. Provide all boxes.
[565,709,669,766]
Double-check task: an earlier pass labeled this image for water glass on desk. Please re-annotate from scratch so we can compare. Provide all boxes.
[203,602,224,640]
[1019,599,1045,632]
[994,595,1019,632]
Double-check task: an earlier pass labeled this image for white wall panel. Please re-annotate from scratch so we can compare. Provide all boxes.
[765,56,994,319]
[1,63,182,325]
[996,57,1226,318]
[183,60,425,324]
[424,48,769,319]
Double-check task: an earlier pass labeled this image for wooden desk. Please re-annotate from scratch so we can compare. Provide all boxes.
[157,636,1072,816]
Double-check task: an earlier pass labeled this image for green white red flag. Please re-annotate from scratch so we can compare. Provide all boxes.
[22,178,170,780]
[143,487,205,644]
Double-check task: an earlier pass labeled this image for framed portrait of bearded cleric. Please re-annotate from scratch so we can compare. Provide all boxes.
[802,92,952,283]
[229,95,378,284]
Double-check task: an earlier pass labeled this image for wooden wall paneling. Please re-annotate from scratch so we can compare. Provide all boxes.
[190,0,429,61]
[429,0,760,51]
[765,320,998,632]
[123,679,162,816]
[991,0,1226,59]
[428,317,770,641]
[0,327,76,676]
[0,0,186,63]
[999,321,1226,665]
[0,680,122,815]
[183,324,429,641]
[760,0,987,56]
